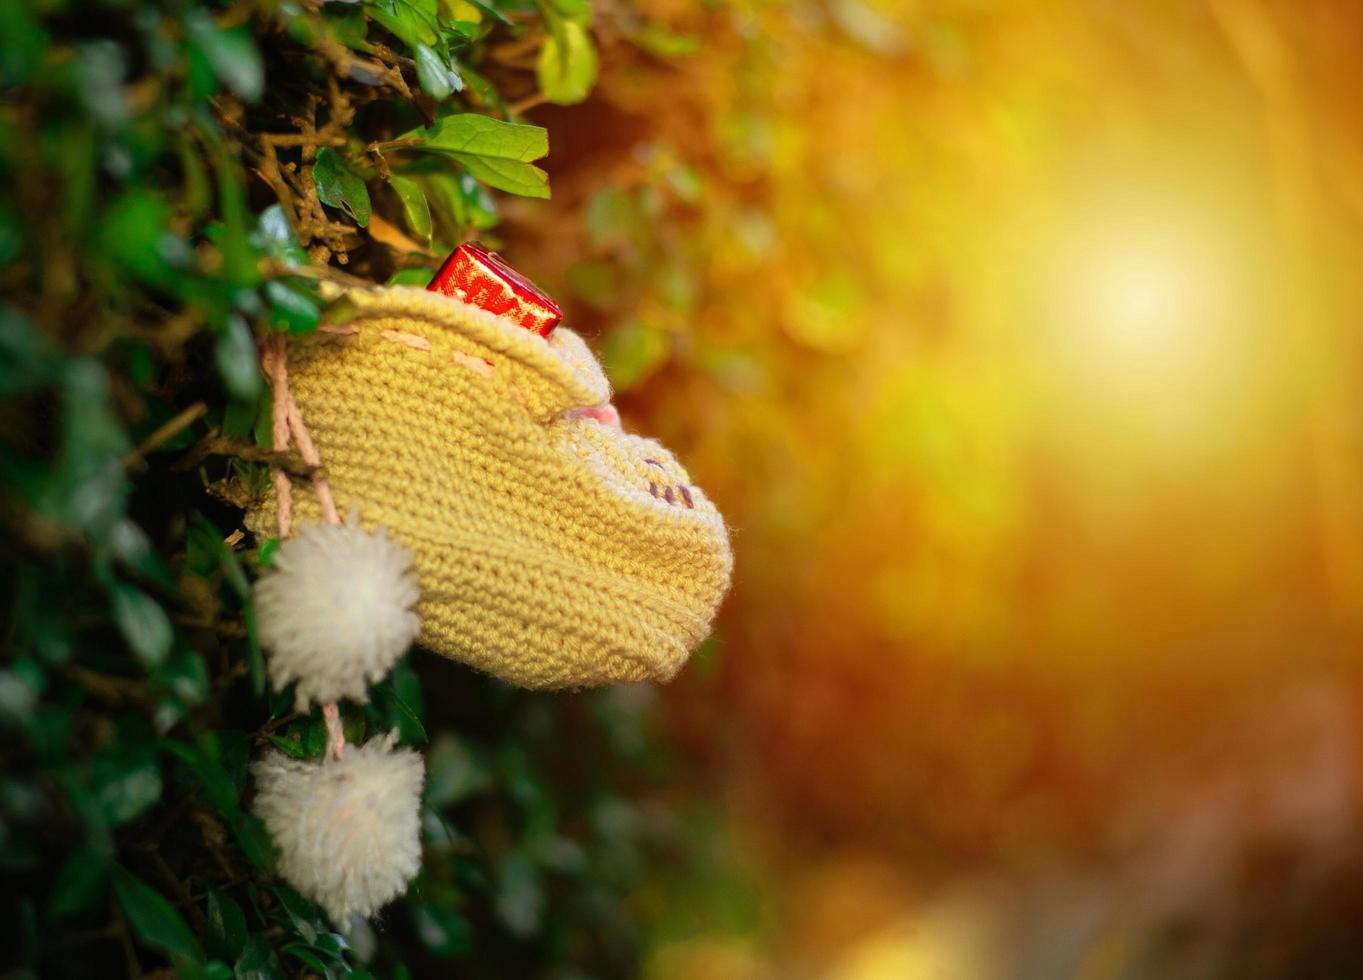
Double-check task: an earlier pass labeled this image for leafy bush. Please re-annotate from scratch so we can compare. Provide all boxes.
[0,1,686,976]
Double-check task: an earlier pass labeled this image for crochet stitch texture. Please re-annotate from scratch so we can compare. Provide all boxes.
[249,285,732,688]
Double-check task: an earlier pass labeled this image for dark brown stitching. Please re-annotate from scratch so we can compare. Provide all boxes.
[649,482,659,497]
[664,486,674,504]
[679,485,694,509]
[644,459,666,470]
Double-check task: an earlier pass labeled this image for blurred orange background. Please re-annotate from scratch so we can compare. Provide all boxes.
[516,1,1363,975]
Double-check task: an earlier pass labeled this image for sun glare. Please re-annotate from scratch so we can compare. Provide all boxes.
[1026,178,1274,465]
[1068,219,1222,372]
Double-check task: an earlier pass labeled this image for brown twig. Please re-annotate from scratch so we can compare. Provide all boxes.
[61,664,158,708]
[123,402,208,471]
[508,92,548,116]
[172,428,319,478]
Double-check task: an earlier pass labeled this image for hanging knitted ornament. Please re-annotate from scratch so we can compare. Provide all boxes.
[252,731,424,923]
[246,248,733,689]
[243,246,728,924]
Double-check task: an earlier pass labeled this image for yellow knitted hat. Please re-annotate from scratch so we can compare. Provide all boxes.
[247,285,732,689]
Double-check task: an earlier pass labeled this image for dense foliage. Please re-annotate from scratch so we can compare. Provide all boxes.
[0,1,702,977]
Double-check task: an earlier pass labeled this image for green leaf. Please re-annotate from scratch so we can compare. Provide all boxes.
[425,733,491,807]
[234,934,282,980]
[390,176,432,243]
[0,305,57,395]
[467,0,512,25]
[413,43,460,101]
[401,115,550,199]
[264,281,320,334]
[632,22,701,57]
[113,867,201,963]
[199,122,260,290]
[538,19,597,105]
[411,902,473,957]
[164,739,238,815]
[313,932,349,959]
[226,811,275,871]
[186,513,249,595]
[566,257,620,311]
[341,701,367,745]
[388,267,436,286]
[112,583,173,668]
[216,314,262,400]
[367,0,440,49]
[266,733,307,759]
[96,192,180,290]
[252,205,309,268]
[273,886,323,945]
[329,9,371,51]
[256,538,280,568]
[494,853,544,938]
[312,148,372,227]
[48,846,111,922]
[281,945,328,972]
[188,12,265,102]
[546,0,592,20]
[0,0,50,85]
[372,683,426,744]
[205,887,248,962]
[253,397,276,447]
[222,394,256,439]
[156,650,210,706]
[89,756,163,827]
[304,716,329,759]
[600,320,670,390]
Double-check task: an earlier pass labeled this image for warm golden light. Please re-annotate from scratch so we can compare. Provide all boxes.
[1049,194,1246,385]
[1025,178,1274,467]
[1074,229,1207,363]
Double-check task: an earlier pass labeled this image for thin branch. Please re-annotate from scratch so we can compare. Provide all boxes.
[172,429,319,478]
[124,402,208,471]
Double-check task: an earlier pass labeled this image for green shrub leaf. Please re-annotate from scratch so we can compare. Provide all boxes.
[206,887,249,962]
[412,902,473,957]
[538,19,598,105]
[234,934,283,980]
[111,583,172,668]
[414,42,461,100]
[390,176,433,243]
[215,314,262,399]
[312,148,372,227]
[113,867,201,963]
[188,13,265,102]
[401,115,550,198]
[47,846,111,922]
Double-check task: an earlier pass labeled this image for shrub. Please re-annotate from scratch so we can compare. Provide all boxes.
[0,1,678,976]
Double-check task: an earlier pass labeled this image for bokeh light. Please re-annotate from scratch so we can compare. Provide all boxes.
[517,0,1363,975]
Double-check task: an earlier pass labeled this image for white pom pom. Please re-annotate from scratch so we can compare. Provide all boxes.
[252,734,424,922]
[254,520,420,709]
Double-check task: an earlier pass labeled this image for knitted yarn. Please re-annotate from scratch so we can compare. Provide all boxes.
[248,286,732,689]
[253,519,420,709]
[252,732,424,922]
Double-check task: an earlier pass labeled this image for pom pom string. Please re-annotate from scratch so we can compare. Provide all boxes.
[261,331,346,759]
[284,385,340,526]
[262,334,294,539]
[322,701,346,759]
